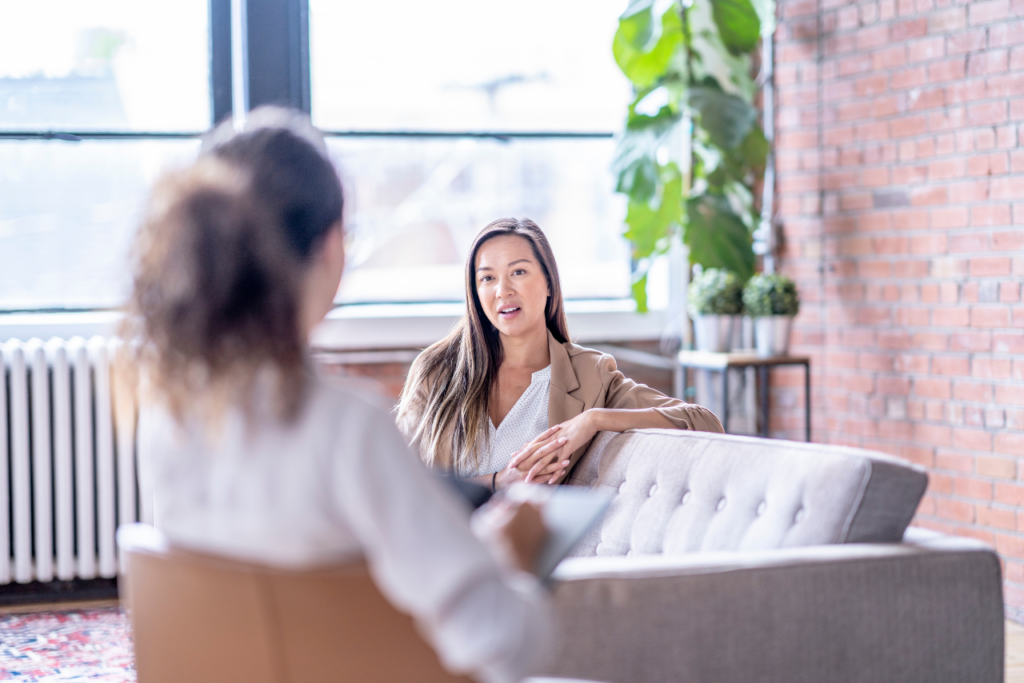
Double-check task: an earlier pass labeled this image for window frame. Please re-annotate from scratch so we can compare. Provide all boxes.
[0,0,658,340]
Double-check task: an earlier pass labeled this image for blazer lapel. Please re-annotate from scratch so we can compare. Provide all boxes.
[548,331,584,427]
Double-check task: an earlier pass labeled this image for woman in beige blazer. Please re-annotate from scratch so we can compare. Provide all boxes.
[397,218,723,492]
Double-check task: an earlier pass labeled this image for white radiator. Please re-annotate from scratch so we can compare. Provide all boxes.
[0,337,142,585]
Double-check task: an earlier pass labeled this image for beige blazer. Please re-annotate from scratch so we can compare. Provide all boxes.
[399,330,724,474]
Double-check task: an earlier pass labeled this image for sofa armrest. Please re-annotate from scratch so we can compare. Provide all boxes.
[545,537,1003,683]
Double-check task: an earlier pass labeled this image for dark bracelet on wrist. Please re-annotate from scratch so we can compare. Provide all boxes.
[491,471,498,493]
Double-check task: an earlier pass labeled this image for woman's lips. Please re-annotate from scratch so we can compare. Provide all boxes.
[498,306,521,320]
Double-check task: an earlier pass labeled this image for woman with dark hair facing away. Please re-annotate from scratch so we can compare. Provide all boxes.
[124,109,554,683]
[397,218,723,491]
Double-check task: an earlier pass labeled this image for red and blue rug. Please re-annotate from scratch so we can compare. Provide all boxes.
[0,608,134,682]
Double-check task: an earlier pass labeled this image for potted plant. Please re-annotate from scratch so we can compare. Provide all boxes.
[743,273,800,357]
[688,268,744,352]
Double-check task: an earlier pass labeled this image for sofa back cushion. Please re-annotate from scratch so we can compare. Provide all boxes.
[567,429,927,558]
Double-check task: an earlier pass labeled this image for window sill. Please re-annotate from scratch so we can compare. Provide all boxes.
[0,300,670,350]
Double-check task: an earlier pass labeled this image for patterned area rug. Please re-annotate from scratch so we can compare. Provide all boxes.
[0,608,135,682]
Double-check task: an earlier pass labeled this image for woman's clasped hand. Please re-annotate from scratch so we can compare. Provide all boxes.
[502,410,602,486]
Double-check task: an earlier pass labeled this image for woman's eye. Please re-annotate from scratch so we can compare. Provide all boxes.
[513,269,526,276]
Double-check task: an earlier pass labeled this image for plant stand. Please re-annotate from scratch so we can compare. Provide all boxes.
[676,351,811,441]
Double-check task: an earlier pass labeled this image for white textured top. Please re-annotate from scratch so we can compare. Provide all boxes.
[137,373,553,683]
[460,366,551,478]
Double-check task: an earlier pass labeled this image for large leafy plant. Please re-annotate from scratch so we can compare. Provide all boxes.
[613,0,773,311]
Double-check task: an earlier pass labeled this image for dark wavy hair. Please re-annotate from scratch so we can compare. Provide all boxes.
[397,218,570,470]
[121,108,344,422]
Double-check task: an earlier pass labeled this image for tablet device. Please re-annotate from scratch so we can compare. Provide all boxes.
[504,484,613,578]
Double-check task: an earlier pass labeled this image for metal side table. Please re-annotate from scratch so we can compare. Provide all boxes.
[676,351,811,441]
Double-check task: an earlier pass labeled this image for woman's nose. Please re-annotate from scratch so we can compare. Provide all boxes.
[497,277,515,298]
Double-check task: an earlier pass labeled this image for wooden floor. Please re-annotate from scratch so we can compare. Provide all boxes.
[4,600,1024,679]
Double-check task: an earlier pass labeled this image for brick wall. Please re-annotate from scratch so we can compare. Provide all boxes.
[774,0,1024,617]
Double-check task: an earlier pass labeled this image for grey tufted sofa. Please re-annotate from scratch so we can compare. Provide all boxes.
[544,429,1004,683]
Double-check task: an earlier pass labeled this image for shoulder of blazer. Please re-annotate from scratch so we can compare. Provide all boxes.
[562,341,618,397]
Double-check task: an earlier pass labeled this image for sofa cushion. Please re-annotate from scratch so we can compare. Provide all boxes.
[566,429,927,557]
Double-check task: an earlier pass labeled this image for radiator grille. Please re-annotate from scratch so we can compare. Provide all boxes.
[1,337,140,585]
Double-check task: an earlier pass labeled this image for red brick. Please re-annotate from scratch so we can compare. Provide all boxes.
[968,0,1010,24]
[953,429,994,452]
[955,475,994,499]
[929,7,966,32]
[995,385,1024,406]
[928,58,967,82]
[993,333,1024,353]
[936,497,974,523]
[892,17,928,40]
[971,307,1011,327]
[996,483,1024,507]
[994,433,1024,455]
[978,505,1016,530]
[971,257,1012,277]
[954,381,995,402]
[969,102,1009,126]
[977,456,1017,479]
[973,358,1013,378]
[932,356,970,376]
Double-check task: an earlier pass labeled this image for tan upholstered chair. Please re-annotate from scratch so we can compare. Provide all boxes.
[117,524,473,683]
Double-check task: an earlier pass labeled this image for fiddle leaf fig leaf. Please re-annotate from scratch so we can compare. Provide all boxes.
[709,0,761,55]
[739,124,769,173]
[688,84,757,150]
[632,273,650,313]
[614,4,684,90]
[623,163,684,259]
[613,110,681,202]
[683,193,755,280]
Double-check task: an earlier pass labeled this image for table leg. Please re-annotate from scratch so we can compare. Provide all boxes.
[674,363,684,401]
[759,365,769,438]
[804,361,811,442]
[721,370,729,434]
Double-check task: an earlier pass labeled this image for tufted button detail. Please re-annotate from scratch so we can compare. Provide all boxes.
[794,507,805,523]
[756,501,767,516]
[716,497,727,512]
[681,491,691,505]
[619,482,627,493]
[649,484,658,497]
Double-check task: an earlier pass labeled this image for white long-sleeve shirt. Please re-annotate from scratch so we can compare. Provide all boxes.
[137,373,554,683]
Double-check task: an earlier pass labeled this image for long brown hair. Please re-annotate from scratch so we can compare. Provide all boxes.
[397,218,570,471]
[120,108,344,423]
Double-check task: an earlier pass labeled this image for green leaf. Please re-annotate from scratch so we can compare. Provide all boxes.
[613,5,684,90]
[616,157,659,202]
[612,110,681,202]
[632,273,649,313]
[683,193,755,280]
[709,0,761,55]
[688,84,757,150]
[740,124,769,171]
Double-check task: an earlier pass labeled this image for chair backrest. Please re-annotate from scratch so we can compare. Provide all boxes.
[117,524,473,683]
[566,429,928,558]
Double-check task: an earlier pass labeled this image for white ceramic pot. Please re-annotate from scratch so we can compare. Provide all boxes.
[754,315,794,357]
[693,315,735,352]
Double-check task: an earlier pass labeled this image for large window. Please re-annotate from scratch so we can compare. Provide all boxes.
[0,0,633,312]
[0,0,209,311]
[312,0,632,304]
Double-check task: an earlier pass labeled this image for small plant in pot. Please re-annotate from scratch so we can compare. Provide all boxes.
[743,274,800,357]
[688,268,744,352]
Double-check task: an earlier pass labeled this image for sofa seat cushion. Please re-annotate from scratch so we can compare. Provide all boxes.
[566,429,927,557]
